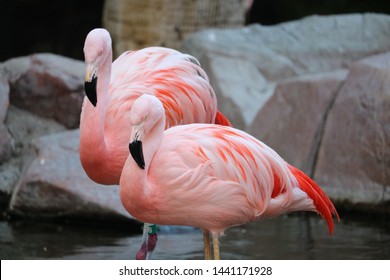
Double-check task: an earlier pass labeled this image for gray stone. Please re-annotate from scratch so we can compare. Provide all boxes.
[0,69,12,163]
[202,54,275,129]
[0,70,9,122]
[9,129,138,225]
[182,14,390,131]
[0,160,20,212]
[0,124,12,164]
[2,53,85,129]
[314,52,390,204]
[249,70,348,176]
[0,106,67,212]
[183,14,390,81]
[5,106,65,155]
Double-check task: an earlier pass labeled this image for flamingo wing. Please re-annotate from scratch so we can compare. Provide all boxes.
[143,124,338,234]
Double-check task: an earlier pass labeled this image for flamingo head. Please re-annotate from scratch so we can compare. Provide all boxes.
[83,28,112,107]
[128,95,165,169]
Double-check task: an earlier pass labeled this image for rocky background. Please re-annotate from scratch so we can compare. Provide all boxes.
[1,1,390,229]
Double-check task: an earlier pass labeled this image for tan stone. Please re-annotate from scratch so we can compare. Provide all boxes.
[314,52,390,203]
[249,70,348,175]
[103,0,247,57]
[182,14,390,133]
[3,53,85,129]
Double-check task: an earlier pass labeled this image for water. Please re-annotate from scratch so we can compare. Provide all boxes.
[1,213,389,260]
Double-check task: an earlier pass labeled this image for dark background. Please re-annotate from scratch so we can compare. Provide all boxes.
[1,0,390,62]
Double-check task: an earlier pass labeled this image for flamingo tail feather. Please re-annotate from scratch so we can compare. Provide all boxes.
[288,164,340,234]
[215,110,233,127]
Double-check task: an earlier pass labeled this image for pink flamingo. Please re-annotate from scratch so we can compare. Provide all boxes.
[80,28,231,259]
[119,94,340,260]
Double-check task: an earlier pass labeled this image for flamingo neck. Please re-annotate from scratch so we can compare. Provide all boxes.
[94,49,112,125]
[119,119,165,220]
[79,49,113,183]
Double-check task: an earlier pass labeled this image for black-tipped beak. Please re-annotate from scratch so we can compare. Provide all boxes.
[84,76,97,107]
[129,140,145,169]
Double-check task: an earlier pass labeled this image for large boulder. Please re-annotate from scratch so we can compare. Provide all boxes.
[202,55,275,129]
[8,129,138,226]
[314,52,390,204]
[183,13,390,80]
[0,72,9,121]
[0,71,12,163]
[2,53,85,129]
[249,70,348,175]
[182,13,390,130]
[0,105,66,213]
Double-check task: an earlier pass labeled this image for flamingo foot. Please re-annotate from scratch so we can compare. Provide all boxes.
[145,233,158,259]
[135,242,148,260]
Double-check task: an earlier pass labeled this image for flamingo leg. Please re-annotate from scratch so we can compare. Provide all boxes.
[212,233,220,260]
[135,223,149,260]
[135,223,158,260]
[203,231,212,260]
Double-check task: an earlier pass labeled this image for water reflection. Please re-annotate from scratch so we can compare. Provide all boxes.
[1,213,389,260]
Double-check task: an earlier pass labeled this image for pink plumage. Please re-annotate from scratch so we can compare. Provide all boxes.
[119,94,340,259]
[80,28,230,185]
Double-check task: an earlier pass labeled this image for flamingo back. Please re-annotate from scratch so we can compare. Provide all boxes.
[109,47,218,128]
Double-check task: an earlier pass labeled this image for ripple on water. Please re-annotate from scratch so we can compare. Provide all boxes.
[1,213,389,260]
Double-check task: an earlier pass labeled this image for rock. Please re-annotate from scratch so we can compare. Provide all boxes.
[2,53,85,129]
[181,14,390,130]
[0,160,20,212]
[249,70,348,175]
[0,124,12,164]
[202,55,275,129]
[314,52,390,204]
[103,0,247,57]
[5,106,66,154]
[0,69,12,163]
[0,106,67,213]
[0,70,9,122]
[183,14,390,80]
[8,129,138,226]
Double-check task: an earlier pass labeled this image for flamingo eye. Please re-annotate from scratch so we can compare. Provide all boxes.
[144,115,148,120]
[98,50,103,56]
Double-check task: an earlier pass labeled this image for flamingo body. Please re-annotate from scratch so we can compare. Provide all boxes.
[120,95,339,246]
[80,28,230,185]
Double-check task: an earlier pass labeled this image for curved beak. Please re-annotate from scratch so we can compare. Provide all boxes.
[129,140,145,169]
[84,63,98,107]
[129,127,145,169]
